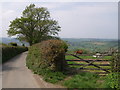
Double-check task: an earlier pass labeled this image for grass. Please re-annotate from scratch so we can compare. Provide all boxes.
[26,53,113,88]
[65,55,112,60]
[31,67,114,88]
[63,72,105,88]
[31,66,108,88]
[27,67,67,84]
[42,70,66,83]
[66,55,111,73]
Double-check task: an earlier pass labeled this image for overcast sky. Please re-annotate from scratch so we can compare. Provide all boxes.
[0,2,118,39]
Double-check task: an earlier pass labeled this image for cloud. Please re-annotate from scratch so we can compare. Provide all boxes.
[51,3,118,39]
[0,3,2,37]
[1,2,71,37]
[0,0,119,2]
[1,2,118,39]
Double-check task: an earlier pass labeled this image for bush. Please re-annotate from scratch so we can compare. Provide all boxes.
[103,72,120,89]
[26,39,68,72]
[111,53,120,72]
[26,39,68,83]
[106,53,120,89]
[2,44,28,63]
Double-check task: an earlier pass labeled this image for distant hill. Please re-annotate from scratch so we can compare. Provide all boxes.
[61,38,118,53]
[62,38,118,42]
[0,37,118,52]
[0,37,29,46]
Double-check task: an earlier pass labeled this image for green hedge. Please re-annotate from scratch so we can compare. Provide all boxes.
[26,39,68,72]
[2,44,28,63]
[26,40,68,83]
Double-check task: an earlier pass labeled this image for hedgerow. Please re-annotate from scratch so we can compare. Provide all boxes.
[26,39,68,83]
[8,42,18,46]
[2,44,28,63]
[26,39,68,71]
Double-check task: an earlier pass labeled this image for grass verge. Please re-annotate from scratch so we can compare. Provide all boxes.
[63,72,105,88]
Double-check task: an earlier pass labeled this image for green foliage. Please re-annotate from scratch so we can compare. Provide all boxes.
[107,53,120,89]
[63,72,101,88]
[26,39,68,72]
[7,4,61,45]
[111,53,120,72]
[8,42,18,46]
[103,72,120,89]
[1,43,7,46]
[28,67,67,83]
[2,44,28,63]
[43,69,66,83]
[26,39,68,83]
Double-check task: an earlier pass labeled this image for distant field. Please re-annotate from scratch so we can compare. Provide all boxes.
[62,38,118,53]
[92,42,106,45]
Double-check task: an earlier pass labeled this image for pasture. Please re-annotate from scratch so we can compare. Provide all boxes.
[66,54,112,75]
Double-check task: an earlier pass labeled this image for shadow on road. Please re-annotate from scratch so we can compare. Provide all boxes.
[2,52,27,72]
[2,65,19,71]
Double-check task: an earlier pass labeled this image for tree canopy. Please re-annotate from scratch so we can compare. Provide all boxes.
[7,4,61,45]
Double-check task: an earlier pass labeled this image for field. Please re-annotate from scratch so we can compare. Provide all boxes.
[62,38,117,75]
[66,55,111,60]
[65,55,111,75]
[62,38,118,53]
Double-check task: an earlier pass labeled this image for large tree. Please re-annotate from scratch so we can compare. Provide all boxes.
[7,4,61,46]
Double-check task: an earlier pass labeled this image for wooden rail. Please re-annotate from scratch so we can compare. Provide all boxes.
[66,59,111,62]
[78,68,110,70]
[66,54,111,74]
[66,54,111,56]
[68,64,110,66]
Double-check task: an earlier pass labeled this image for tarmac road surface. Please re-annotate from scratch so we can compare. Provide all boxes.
[2,52,40,88]
[2,52,65,89]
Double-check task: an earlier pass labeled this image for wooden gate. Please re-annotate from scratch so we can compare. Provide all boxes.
[66,54,111,75]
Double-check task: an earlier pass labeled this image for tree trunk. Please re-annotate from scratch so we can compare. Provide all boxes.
[29,41,33,46]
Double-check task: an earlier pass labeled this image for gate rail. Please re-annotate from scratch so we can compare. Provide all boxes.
[66,54,111,74]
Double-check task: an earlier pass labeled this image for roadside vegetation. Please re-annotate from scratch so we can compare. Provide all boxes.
[26,40,68,84]
[1,43,28,63]
[63,72,104,88]
[26,39,119,89]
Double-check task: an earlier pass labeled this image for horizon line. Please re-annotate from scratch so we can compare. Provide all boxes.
[0,37,118,40]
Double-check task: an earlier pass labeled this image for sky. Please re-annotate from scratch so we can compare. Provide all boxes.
[0,1,118,39]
